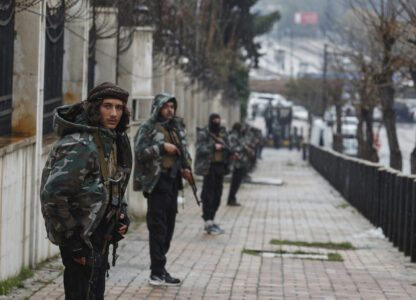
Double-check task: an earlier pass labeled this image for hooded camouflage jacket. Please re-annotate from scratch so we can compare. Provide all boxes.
[40,104,132,248]
[194,125,231,176]
[228,129,250,169]
[133,94,191,194]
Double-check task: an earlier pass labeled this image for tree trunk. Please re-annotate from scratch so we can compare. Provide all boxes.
[362,107,379,162]
[411,147,416,174]
[409,66,416,174]
[380,84,402,170]
[333,103,343,152]
[357,108,365,158]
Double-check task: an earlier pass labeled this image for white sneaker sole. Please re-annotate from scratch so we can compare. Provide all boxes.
[149,279,181,286]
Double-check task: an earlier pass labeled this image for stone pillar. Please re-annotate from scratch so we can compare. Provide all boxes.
[118,26,154,122]
[182,76,191,128]
[163,62,175,95]
[184,79,195,157]
[63,1,89,105]
[12,0,57,271]
[118,26,154,217]
[94,7,118,85]
[12,3,46,136]
[152,53,165,95]
[175,69,185,118]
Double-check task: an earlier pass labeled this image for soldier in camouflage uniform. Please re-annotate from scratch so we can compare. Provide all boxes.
[40,82,132,300]
[133,93,191,286]
[227,122,252,206]
[195,113,235,234]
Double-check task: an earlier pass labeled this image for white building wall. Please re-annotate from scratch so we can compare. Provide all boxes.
[63,1,89,105]
[94,7,118,85]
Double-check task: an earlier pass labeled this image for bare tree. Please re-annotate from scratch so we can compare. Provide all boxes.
[346,0,404,170]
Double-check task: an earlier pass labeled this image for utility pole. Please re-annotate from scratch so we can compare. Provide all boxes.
[322,43,328,116]
[290,28,294,78]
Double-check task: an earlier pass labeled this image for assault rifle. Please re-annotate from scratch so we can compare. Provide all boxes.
[102,174,124,266]
[209,132,233,153]
[169,136,201,206]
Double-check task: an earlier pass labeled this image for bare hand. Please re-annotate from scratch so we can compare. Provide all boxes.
[73,257,86,265]
[164,143,181,155]
[181,168,191,180]
[231,153,240,161]
[215,143,224,150]
[119,214,127,235]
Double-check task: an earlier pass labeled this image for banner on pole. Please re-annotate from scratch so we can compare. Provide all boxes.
[294,12,318,25]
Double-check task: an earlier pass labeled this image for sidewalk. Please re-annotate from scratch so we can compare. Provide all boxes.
[10,148,416,299]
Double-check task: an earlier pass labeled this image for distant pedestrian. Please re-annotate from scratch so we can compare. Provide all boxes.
[133,94,192,286]
[40,82,132,300]
[195,113,235,234]
[227,122,251,206]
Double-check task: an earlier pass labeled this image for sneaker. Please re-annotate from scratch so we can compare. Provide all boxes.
[208,224,223,235]
[149,274,165,286]
[149,273,181,286]
[227,202,241,207]
[212,223,225,234]
[164,272,181,285]
[204,220,213,234]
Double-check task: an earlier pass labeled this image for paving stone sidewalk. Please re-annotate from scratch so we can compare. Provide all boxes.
[7,148,416,299]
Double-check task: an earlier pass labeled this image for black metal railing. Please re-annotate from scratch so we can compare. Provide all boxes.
[0,0,15,137]
[309,145,416,262]
[43,2,65,135]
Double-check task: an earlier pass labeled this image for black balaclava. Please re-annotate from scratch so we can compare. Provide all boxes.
[209,113,221,134]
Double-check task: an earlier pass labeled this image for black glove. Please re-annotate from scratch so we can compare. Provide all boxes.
[120,204,130,234]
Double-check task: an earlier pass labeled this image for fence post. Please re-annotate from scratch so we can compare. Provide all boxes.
[411,179,416,262]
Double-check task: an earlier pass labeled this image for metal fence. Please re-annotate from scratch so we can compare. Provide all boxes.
[0,0,14,137]
[309,144,416,262]
[43,2,65,135]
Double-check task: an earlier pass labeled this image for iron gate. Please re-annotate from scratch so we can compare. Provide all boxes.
[43,1,65,135]
[88,22,96,93]
[0,0,14,137]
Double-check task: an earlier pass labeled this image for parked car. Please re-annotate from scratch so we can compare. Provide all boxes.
[292,105,308,120]
[373,107,382,122]
[394,102,414,122]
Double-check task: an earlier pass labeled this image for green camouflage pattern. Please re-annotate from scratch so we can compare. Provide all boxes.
[194,125,231,176]
[228,128,251,169]
[40,104,132,248]
[133,93,191,193]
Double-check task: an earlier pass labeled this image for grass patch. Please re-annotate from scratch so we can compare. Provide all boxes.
[327,253,344,262]
[242,249,343,262]
[35,254,61,270]
[336,203,350,209]
[412,283,416,287]
[242,249,259,256]
[0,268,34,295]
[270,239,355,250]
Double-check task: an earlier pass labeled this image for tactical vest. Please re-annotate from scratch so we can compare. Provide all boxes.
[212,134,225,163]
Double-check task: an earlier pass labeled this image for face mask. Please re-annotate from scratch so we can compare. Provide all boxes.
[209,122,221,133]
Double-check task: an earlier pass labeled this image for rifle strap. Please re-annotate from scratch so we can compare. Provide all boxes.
[209,132,228,148]
[93,132,110,181]
[150,120,180,144]
[149,119,192,167]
